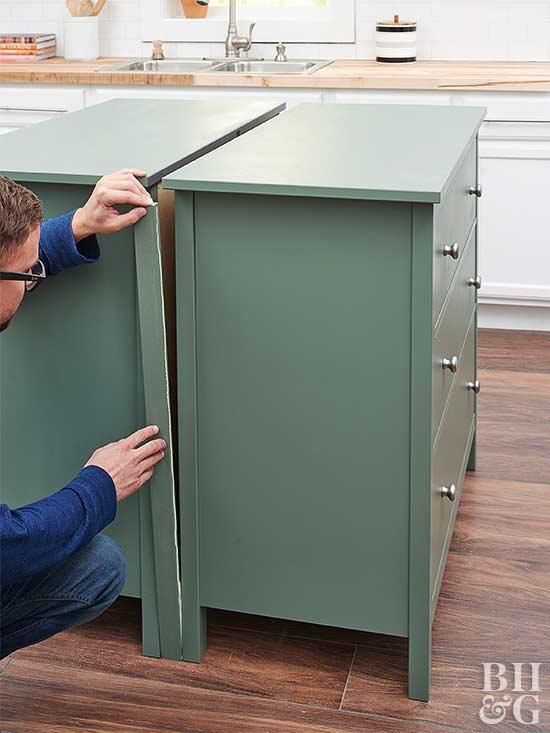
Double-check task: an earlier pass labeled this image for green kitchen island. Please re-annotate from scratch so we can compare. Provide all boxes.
[0,97,284,659]
[164,102,486,701]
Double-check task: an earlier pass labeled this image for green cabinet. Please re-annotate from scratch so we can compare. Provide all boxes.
[164,103,485,701]
[0,98,284,658]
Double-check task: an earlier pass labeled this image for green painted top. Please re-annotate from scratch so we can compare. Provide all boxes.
[164,103,485,203]
[0,98,285,187]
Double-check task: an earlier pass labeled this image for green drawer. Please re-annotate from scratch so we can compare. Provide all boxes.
[432,224,476,443]
[430,312,476,603]
[433,140,477,323]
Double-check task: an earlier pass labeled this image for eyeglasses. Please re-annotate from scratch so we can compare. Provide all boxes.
[0,259,46,292]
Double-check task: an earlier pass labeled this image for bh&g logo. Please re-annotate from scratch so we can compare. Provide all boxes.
[479,663,544,726]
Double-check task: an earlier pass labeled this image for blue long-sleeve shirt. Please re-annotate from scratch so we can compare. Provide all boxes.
[0,212,117,587]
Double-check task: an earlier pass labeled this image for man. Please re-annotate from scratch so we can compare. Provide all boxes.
[0,171,167,659]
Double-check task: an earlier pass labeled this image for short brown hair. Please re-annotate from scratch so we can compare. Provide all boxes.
[0,176,43,263]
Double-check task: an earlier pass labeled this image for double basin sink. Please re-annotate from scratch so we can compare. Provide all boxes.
[99,59,332,75]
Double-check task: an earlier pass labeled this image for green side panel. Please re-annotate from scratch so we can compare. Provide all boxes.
[0,182,141,597]
[134,204,182,660]
[165,103,486,203]
[187,192,413,637]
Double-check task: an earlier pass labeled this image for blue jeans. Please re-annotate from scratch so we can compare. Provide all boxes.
[0,534,126,659]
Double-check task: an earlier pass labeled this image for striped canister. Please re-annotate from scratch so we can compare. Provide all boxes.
[376,15,417,63]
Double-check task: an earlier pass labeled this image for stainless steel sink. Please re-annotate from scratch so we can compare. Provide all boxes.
[98,58,333,75]
[98,59,222,73]
[210,60,332,75]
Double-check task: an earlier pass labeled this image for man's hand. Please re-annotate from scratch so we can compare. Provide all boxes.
[85,425,166,502]
[72,169,153,242]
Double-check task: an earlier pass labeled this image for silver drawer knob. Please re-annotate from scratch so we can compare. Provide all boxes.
[441,484,457,502]
[444,242,459,260]
[467,379,481,394]
[469,184,483,198]
[442,356,458,373]
[468,275,482,290]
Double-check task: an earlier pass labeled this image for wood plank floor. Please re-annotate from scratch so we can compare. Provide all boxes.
[2,328,549,733]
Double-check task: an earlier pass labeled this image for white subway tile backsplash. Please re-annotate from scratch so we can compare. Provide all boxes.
[109,38,140,56]
[108,2,138,22]
[508,39,550,61]
[1,0,548,62]
[11,4,44,21]
[525,19,550,42]
[431,39,509,62]
[355,40,376,60]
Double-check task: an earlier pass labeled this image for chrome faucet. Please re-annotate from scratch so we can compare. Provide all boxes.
[225,0,255,58]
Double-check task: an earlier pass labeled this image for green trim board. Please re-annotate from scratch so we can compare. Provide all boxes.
[134,204,181,661]
[164,103,486,203]
[0,98,286,187]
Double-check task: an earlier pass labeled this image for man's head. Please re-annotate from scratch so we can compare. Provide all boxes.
[0,177,43,332]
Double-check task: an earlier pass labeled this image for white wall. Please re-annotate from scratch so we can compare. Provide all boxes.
[1,0,550,61]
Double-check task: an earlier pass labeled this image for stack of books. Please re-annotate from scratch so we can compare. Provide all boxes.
[0,34,56,62]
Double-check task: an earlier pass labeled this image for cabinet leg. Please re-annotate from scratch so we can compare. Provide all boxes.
[467,430,477,472]
[408,631,431,702]
[183,606,207,662]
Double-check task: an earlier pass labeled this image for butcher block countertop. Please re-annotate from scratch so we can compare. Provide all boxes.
[2,58,550,92]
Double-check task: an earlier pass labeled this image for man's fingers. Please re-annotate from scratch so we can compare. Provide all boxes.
[117,168,147,178]
[135,438,166,460]
[137,451,165,474]
[138,470,154,488]
[107,208,148,232]
[127,173,150,197]
[107,168,147,182]
[102,189,152,208]
[105,177,151,200]
[107,174,150,199]
[125,425,159,448]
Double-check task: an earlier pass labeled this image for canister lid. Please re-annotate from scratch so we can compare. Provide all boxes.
[377,14,416,27]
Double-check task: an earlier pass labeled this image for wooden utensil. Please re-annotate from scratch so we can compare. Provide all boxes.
[66,0,107,16]
[66,0,80,16]
[79,0,95,15]
[92,0,108,16]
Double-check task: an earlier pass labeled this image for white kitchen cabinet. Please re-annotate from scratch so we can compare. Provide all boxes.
[455,92,550,122]
[0,87,85,134]
[324,89,455,107]
[478,121,550,330]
